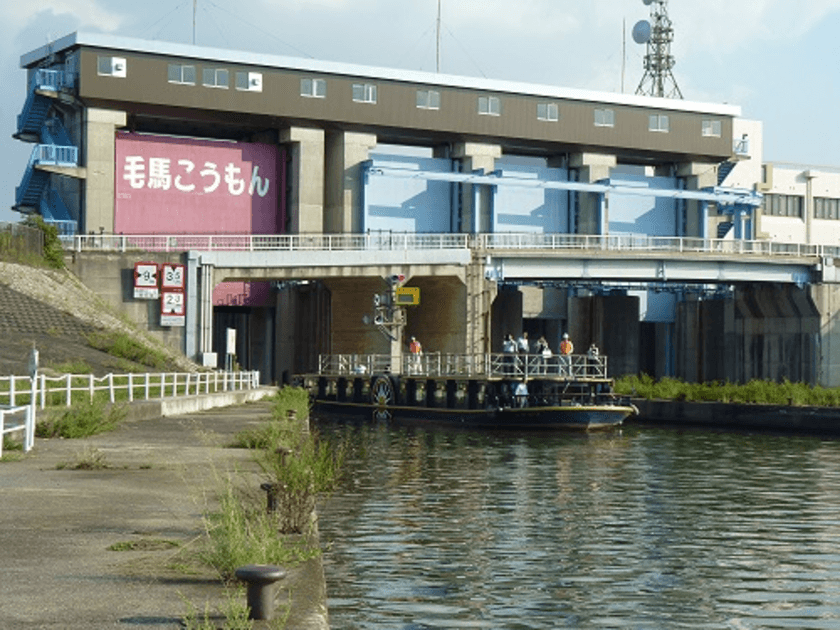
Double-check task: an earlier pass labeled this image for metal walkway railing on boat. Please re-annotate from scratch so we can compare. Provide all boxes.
[317,353,609,380]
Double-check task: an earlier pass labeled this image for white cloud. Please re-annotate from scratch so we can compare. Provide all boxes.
[5,0,125,33]
[672,0,840,56]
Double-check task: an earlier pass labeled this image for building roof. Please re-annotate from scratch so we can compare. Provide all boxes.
[21,31,741,117]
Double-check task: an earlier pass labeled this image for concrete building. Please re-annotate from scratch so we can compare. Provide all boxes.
[13,32,840,385]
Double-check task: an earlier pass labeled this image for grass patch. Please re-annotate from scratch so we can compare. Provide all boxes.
[49,359,93,374]
[37,397,127,439]
[109,539,181,552]
[58,446,111,470]
[199,476,320,582]
[615,374,840,406]
[86,330,169,369]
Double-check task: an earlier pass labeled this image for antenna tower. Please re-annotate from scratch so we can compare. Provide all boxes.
[633,0,682,99]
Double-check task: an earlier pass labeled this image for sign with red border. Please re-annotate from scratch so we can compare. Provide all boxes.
[161,263,186,290]
[160,290,186,327]
[134,262,159,299]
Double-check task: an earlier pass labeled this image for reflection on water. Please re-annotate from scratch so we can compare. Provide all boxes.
[314,415,840,629]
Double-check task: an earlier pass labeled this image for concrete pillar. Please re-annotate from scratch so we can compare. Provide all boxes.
[465,259,495,354]
[83,108,126,234]
[810,283,840,387]
[452,143,502,233]
[491,286,523,352]
[569,294,639,378]
[677,162,718,238]
[280,127,325,234]
[324,132,377,234]
[569,153,616,235]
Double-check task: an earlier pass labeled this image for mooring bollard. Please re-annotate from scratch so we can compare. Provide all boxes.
[260,482,279,513]
[234,564,286,620]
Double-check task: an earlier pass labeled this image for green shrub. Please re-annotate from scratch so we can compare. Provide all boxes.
[199,477,318,581]
[23,215,64,269]
[616,375,840,407]
[36,398,126,438]
[86,330,168,369]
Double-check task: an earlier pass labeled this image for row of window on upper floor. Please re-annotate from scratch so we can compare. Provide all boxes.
[97,56,724,136]
[763,194,840,220]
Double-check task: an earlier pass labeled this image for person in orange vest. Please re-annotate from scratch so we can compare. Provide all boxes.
[559,332,574,377]
[408,336,423,374]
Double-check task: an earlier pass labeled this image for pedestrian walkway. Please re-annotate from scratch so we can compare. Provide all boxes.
[0,399,329,629]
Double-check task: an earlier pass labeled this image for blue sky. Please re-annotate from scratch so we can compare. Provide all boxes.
[2,0,839,224]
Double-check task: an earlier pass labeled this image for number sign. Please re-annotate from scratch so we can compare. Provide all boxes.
[160,290,186,327]
[134,262,159,299]
[161,263,186,290]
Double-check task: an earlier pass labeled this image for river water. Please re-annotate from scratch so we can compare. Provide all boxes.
[313,414,840,629]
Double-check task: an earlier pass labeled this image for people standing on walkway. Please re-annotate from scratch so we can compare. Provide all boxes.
[587,343,600,377]
[517,331,530,375]
[503,333,517,376]
[409,336,423,374]
[559,332,574,377]
[535,335,551,374]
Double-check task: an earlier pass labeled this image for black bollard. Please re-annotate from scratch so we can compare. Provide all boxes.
[234,564,286,620]
[260,482,279,513]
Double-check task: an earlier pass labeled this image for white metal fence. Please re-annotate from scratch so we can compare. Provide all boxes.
[0,370,260,410]
[0,405,33,457]
[317,353,607,380]
[67,232,840,261]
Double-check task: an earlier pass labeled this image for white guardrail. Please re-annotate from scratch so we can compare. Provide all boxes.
[318,353,608,380]
[0,405,33,458]
[0,370,260,456]
[67,232,840,260]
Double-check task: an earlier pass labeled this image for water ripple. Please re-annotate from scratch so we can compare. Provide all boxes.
[316,419,840,629]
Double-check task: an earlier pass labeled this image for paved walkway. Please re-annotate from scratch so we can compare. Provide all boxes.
[0,400,329,629]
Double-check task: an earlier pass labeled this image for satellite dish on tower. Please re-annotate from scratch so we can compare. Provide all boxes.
[632,20,651,44]
[633,0,683,99]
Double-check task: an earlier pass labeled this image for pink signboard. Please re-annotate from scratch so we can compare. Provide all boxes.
[115,132,284,235]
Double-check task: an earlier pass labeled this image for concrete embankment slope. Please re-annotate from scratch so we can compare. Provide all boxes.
[632,399,840,435]
[0,397,330,630]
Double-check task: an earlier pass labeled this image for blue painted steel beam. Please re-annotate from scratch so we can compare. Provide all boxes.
[366,165,762,208]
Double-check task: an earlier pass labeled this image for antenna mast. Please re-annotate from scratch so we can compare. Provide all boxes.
[436,0,442,73]
[192,0,197,45]
[633,0,682,99]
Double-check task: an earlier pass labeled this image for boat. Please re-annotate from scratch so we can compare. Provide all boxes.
[296,352,637,430]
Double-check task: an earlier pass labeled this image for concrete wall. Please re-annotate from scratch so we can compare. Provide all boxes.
[569,294,640,377]
[83,108,126,234]
[675,285,819,384]
[493,164,569,233]
[66,251,187,353]
[365,153,453,233]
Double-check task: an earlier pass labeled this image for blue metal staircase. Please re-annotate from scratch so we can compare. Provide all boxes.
[717,161,736,186]
[14,68,78,235]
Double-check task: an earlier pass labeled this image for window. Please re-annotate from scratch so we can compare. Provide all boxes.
[594,108,614,127]
[537,102,559,122]
[763,193,804,218]
[236,71,263,92]
[702,119,722,137]
[815,197,840,220]
[416,89,441,110]
[478,96,501,116]
[98,56,126,78]
[168,64,196,85]
[301,78,326,98]
[352,83,377,103]
[202,68,229,89]
[649,114,670,133]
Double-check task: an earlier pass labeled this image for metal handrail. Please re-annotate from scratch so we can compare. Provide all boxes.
[67,232,840,260]
[317,353,608,380]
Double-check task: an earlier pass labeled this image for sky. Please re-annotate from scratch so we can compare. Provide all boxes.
[2,0,840,223]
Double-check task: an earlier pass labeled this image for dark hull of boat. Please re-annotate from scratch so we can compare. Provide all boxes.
[313,399,636,430]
